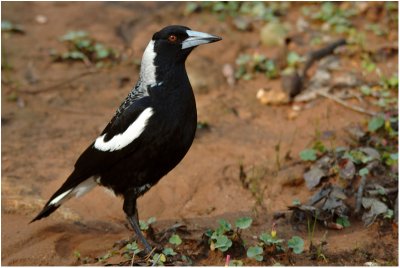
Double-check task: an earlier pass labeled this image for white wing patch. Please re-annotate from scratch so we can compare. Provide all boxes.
[94,107,154,152]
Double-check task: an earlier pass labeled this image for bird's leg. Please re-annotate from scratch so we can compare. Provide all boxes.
[123,194,153,254]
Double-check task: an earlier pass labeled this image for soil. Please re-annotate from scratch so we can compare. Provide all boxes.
[1,2,398,266]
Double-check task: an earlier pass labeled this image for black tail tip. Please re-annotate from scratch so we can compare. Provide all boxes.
[30,204,59,224]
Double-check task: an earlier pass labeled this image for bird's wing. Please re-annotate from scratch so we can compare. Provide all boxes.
[75,95,153,178]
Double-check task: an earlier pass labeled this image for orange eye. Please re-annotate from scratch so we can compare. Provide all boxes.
[168,35,177,42]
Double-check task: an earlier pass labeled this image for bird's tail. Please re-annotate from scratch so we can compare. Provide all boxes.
[30,186,74,223]
[30,172,98,223]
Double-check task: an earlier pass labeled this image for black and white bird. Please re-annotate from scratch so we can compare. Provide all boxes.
[31,25,221,252]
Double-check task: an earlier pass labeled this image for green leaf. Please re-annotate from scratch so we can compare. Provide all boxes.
[336,217,351,228]
[147,216,156,224]
[247,246,263,261]
[384,209,394,219]
[287,236,304,254]
[162,247,177,256]
[360,85,371,96]
[185,2,199,15]
[94,43,110,59]
[217,219,232,233]
[73,250,81,259]
[292,199,301,206]
[287,51,301,67]
[61,30,87,41]
[152,253,166,265]
[1,20,13,31]
[299,149,317,161]
[235,217,253,229]
[169,234,182,246]
[229,260,244,266]
[259,233,284,245]
[62,51,86,60]
[126,242,141,254]
[139,220,149,230]
[359,167,369,177]
[214,235,232,252]
[368,116,385,132]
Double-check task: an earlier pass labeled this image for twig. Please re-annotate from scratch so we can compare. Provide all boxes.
[17,69,98,95]
[317,91,378,117]
[130,252,135,266]
[355,175,367,213]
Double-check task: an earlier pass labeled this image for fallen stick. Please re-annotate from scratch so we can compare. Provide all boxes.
[317,91,378,117]
[17,70,98,95]
[355,174,368,213]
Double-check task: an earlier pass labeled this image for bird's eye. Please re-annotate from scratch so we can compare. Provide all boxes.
[168,35,177,43]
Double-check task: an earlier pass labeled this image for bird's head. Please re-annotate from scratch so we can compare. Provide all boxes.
[139,25,222,85]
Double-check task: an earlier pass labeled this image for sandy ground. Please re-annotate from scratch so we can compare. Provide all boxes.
[1,2,398,265]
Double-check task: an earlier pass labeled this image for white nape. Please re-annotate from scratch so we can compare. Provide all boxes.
[94,107,154,152]
[140,40,157,86]
[48,177,98,206]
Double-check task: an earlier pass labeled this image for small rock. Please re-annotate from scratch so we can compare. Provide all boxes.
[319,55,341,71]
[233,17,252,31]
[304,167,326,189]
[257,88,290,105]
[287,110,299,120]
[364,261,379,267]
[359,147,380,160]
[35,15,48,24]
[292,105,301,111]
[260,22,289,47]
[222,63,235,87]
[333,73,360,87]
[296,17,309,32]
[338,158,356,180]
[325,222,344,230]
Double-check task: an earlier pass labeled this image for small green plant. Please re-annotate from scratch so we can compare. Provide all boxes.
[235,53,279,81]
[97,250,118,263]
[125,241,141,255]
[309,2,357,33]
[299,149,318,161]
[287,236,305,254]
[73,250,81,260]
[336,216,351,228]
[361,54,377,73]
[213,235,233,252]
[235,217,253,230]
[206,217,253,253]
[139,216,156,231]
[162,247,177,256]
[247,246,263,261]
[169,234,182,246]
[151,253,166,266]
[53,30,119,66]
[1,20,24,33]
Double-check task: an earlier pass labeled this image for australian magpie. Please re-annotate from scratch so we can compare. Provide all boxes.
[31,25,221,252]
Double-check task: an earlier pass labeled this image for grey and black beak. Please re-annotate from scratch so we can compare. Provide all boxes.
[182,30,222,49]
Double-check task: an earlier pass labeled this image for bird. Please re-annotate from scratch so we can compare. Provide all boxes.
[31,25,222,253]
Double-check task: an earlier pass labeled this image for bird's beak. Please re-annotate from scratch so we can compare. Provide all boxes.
[182,30,222,49]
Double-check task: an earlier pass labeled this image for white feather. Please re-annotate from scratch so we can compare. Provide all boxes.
[49,189,72,205]
[48,177,98,206]
[94,107,154,152]
[71,177,98,197]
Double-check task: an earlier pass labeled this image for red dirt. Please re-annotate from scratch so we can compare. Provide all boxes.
[1,2,398,266]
